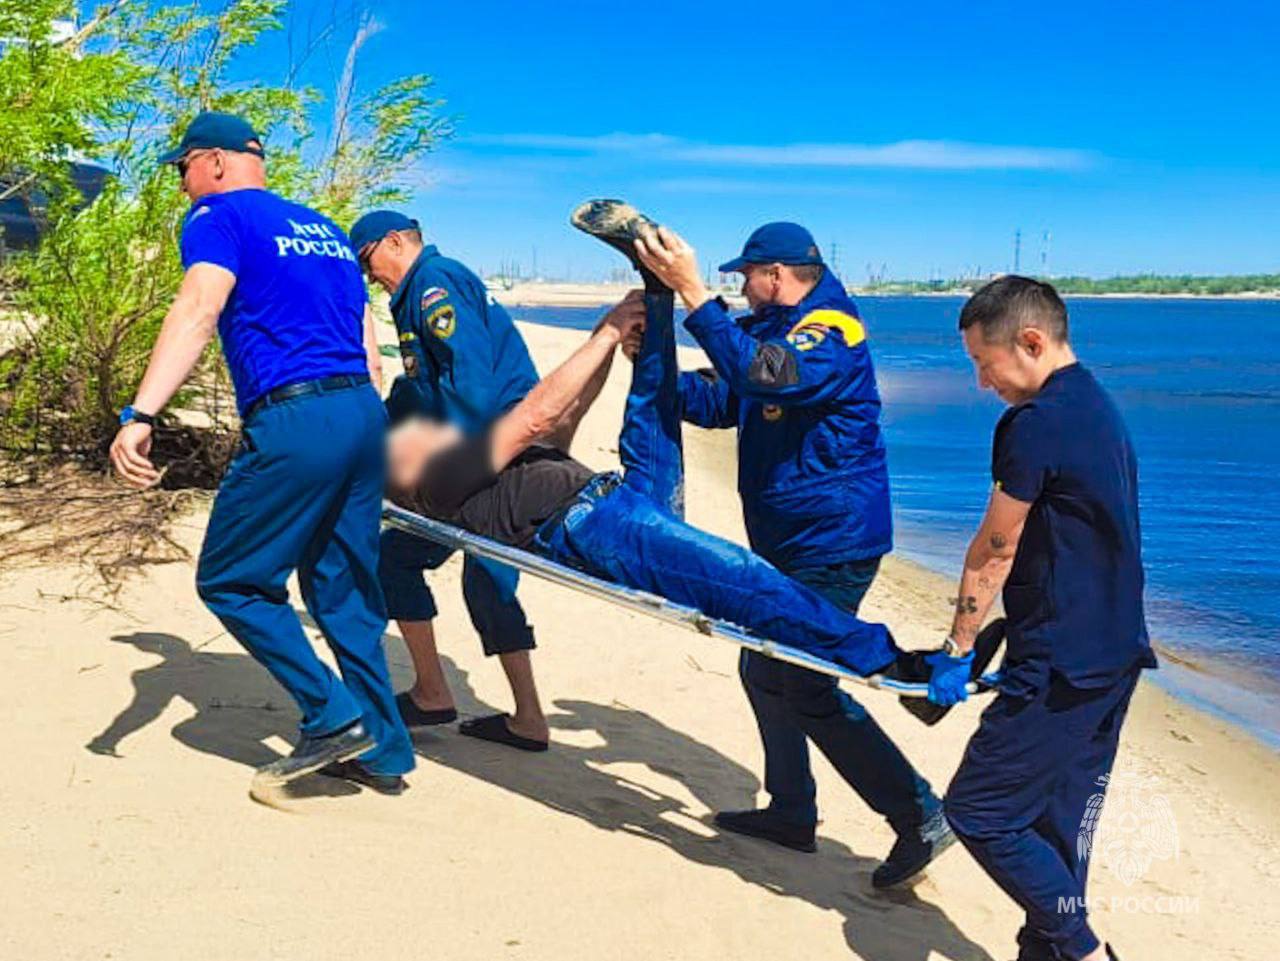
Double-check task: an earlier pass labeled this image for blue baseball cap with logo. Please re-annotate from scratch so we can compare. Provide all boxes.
[349,210,421,255]
[717,222,824,273]
[158,111,265,166]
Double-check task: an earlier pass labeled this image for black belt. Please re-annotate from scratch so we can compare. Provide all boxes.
[244,373,370,420]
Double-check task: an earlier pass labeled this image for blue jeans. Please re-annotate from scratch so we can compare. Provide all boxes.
[196,384,414,776]
[945,669,1140,960]
[378,528,535,656]
[740,558,939,833]
[533,289,897,677]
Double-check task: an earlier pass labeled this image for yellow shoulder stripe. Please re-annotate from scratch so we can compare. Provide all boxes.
[789,309,865,347]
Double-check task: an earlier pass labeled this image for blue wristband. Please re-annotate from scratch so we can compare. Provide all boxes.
[119,405,156,427]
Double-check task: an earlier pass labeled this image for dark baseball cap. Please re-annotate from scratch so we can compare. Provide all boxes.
[158,111,265,166]
[349,210,421,255]
[717,222,824,273]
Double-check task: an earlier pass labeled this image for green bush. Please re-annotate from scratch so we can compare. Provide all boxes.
[0,0,451,468]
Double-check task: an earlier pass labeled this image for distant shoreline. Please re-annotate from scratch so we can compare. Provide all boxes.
[490,280,1280,309]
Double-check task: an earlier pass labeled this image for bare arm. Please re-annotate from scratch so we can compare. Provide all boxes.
[491,293,645,470]
[949,488,1032,651]
[133,264,234,414]
[544,299,637,452]
[110,264,235,488]
[362,303,383,393]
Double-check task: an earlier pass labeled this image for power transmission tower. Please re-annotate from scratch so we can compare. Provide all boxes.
[1040,230,1052,277]
[1013,229,1022,273]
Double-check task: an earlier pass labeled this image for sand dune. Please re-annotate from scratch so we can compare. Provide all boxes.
[0,321,1276,960]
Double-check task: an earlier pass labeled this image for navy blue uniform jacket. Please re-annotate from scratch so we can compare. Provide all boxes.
[386,245,538,432]
[678,271,892,570]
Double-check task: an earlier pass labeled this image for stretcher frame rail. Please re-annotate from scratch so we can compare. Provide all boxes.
[382,503,998,698]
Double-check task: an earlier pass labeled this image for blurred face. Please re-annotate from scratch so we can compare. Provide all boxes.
[387,418,459,496]
[360,230,419,294]
[740,262,782,310]
[962,325,1048,405]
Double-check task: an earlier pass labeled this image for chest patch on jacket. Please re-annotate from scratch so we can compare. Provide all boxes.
[762,404,783,422]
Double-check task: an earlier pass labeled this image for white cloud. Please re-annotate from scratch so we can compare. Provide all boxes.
[464,132,1098,172]
[671,139,1097,171]
[653,178,890,197]
[464,132,679,152]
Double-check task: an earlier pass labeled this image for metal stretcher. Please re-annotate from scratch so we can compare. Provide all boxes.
[382,503,1001,700]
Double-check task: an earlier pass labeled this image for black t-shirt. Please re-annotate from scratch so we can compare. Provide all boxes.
[415,434,596,547]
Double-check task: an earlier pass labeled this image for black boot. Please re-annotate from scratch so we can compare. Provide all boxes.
[871,809,957,889]
[570,198,660,272]
[714,809,817,853]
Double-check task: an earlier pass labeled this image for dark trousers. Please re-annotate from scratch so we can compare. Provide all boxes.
[196,385,414,776]
[740,558,939,833]
[535,290,897,677]
[378,528,535,656]
[945,668,1140,960]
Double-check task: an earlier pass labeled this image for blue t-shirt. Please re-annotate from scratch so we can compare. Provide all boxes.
[993,363,1157,689]
[180,189,369,414]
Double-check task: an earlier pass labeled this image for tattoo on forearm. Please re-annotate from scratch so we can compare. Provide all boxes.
[990,532,1008,551]
[949,594,979,614]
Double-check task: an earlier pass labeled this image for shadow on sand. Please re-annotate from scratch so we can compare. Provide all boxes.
[89,631,993,961]
[85,632,357,798]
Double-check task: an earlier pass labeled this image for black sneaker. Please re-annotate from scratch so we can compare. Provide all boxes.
[714,809,817,853]
[570,198,668,291]
[251,721,374,790]
[871,809,957,889]
[319,759,408,796]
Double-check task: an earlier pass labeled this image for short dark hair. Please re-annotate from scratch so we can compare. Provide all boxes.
[788,263,824,286]
[958,275,1069,344]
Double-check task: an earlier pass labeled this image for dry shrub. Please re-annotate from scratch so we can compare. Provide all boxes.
[0,420,237,594]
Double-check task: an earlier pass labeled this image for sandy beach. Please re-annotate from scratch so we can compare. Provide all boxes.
[1,321,1277,961]
[495,281,748,310]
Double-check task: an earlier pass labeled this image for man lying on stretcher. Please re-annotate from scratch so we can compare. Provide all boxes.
[387,285,914,679]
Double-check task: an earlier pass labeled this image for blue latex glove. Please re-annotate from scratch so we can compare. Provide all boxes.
[924,649,975,706]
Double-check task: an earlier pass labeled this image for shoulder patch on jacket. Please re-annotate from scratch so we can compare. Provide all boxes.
[427,303,457,339]
[787,309,865,350]
[420,286,449,311]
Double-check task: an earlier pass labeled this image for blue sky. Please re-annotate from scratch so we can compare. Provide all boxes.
[239,0,1278,281]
